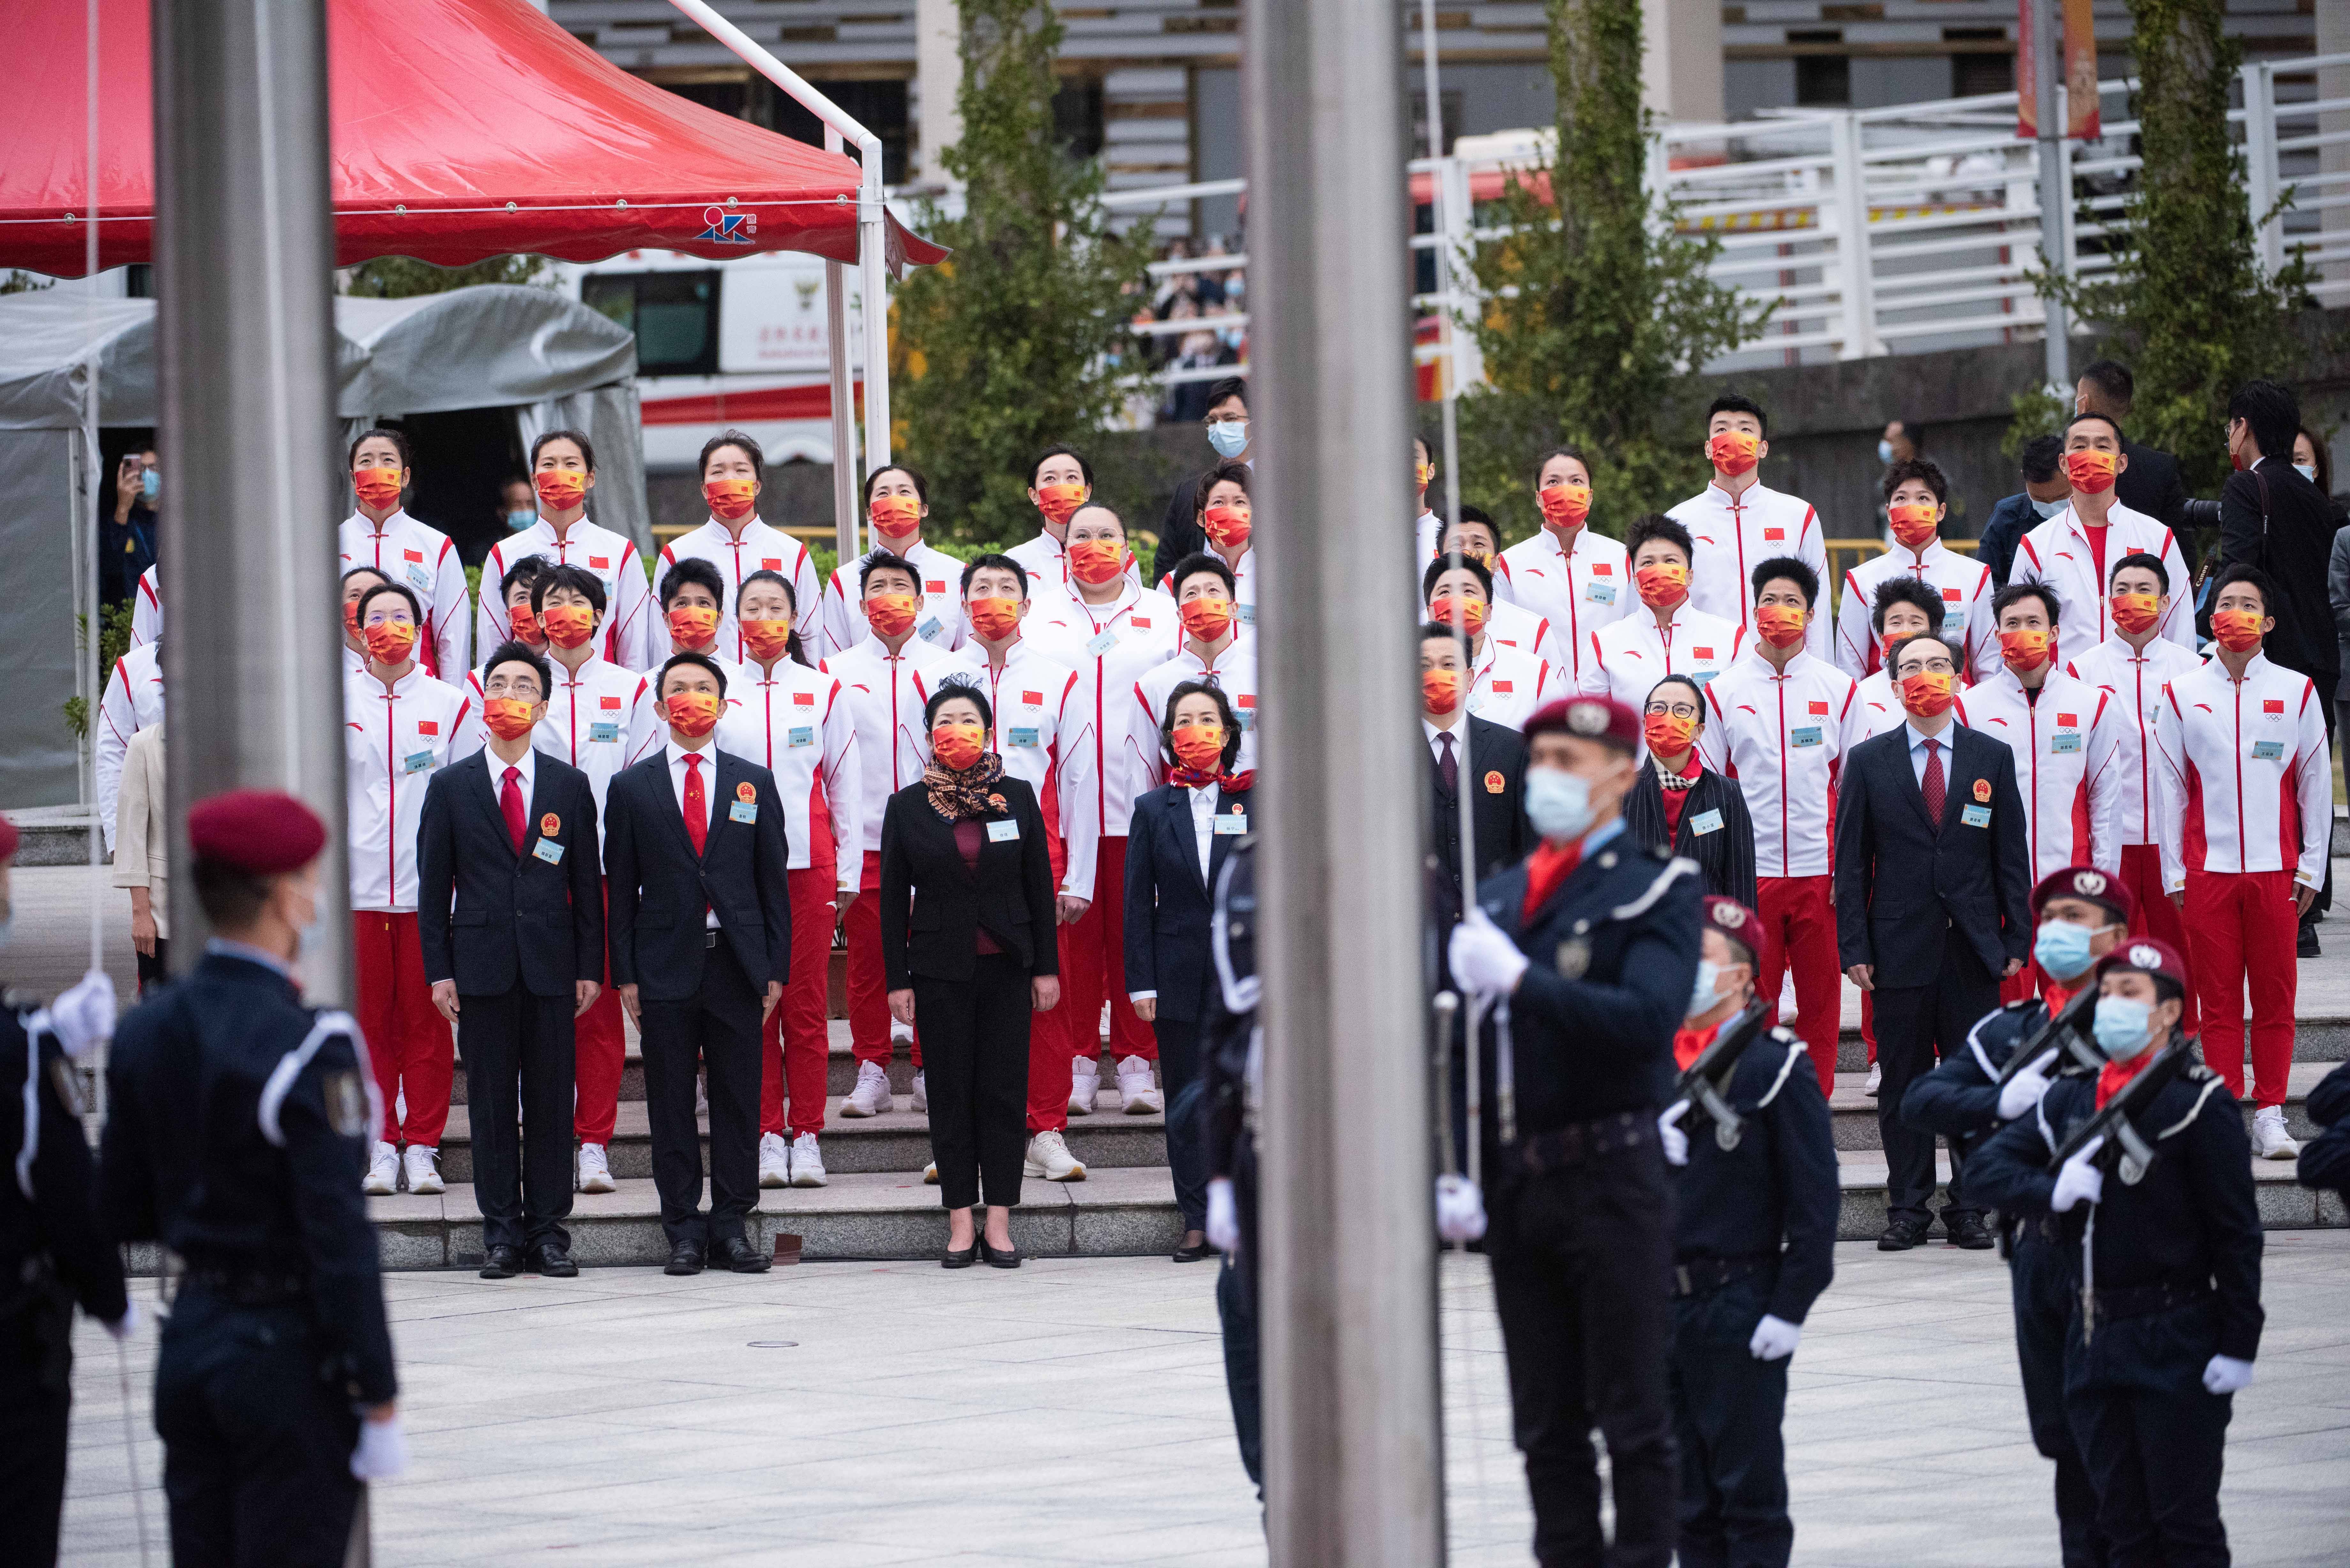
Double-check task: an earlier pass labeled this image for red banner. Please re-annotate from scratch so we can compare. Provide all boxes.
[2016,0,2099,140]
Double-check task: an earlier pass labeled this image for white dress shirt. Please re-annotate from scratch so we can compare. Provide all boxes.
[486,739,536,815]
[665,739,723,927]
[1187,780,1220,884]
[1423,714,1466,766]
[1905,721,1955,789]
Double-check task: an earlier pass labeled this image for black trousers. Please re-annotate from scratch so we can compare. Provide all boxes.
[154,1289,360,1568]
[0,1288,72,1568]
[1152,1015,1210,1229]
[2064,1296,2233,1568]
[135,937,169,998]
[1668,1274,1791,1568]
[638,937,761,1249]
[1487,1143,1678,1568]
[2011,1231,2109,1568]
[914,952,1031,1210]
[1876,941,1997,1221]
[1218,1132,1263,1497]
[461,984,578,1252]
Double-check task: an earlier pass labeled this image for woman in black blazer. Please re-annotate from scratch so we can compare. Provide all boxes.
[880,686,1061,1268]
[1623,674,1756,907]
[1125,680,1254,1262]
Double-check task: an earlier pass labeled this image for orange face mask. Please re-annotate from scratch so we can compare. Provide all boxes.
[1179,595,1234,643]
[352,467,404,511]
[865,592,918,638]
[1755,603,1807,649]
[1899,668,1955,718]
[2111,592,2161,635]
[1635,560,1690,609]
[2210,608,2264,652]
[1170,723,1227,775]
[1999,626,2052,672]
[534,469,587,511]
[508,604,541,644]
[739,619,793,663]
[2063,449,2118,495]
[1203,502,1252,551]
[1422,668,1463,715]
[967,597,1022,642]
[1708,430,1761,477]
[343,599,365,638]
[869,494,922,541]
[1644,711,1698,757]
[1035,480,1088,527]
[1887,503,1939,548]
[541,602,596,650]
[932,720,986,771]
[664,689,720,739]
[1431,593,1486,636]
[482,697,538,742]
[703,476,757,522]
[1538,483,1592,528]
[667,605,719,649]
[1067,539,1127,585]
[363,619,418,665]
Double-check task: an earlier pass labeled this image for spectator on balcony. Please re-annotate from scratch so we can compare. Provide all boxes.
[2075,359,2193,565]
[1977,434,2069,591]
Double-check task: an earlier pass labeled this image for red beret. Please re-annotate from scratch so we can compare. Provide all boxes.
[0,814,17,862]
[1701,895,1761,955]
[2095,936,2187,993]
[2031,864,2133,927]
[1523,694,1640,754]
[188,789,326,876]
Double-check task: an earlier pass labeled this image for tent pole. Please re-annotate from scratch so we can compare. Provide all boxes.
[152,0,351,1001]
[824,126,861,566]
[858,140,892,471]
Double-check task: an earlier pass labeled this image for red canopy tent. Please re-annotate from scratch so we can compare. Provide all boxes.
[0,0,944,276]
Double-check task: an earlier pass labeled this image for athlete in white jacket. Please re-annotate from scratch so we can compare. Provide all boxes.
[1834,460,1995,682]
[340,428,469,681]
[814,465,967,661]
[654,432,822,665]
[95,640,165,853]
[1009,445,1142,598]
[1493,448,1631,688]
[477,430,657,671]
[1578,515,1745,758]
[2009,413,2193,667]
[1136,555,1262,790]
[1668,396,1832,662]
[1426,555,1552,731]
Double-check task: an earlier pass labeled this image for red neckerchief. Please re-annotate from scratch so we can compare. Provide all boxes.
[2042,981,2073,1019]
[1672,1017,1721,1072]
[2095,1048,2154,1109]
[1521,837,1584,923]
[1171,766,1255,792]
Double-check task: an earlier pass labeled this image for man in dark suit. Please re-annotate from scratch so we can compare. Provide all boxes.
[2077,360,2193,548]
[1421,620,1529,903]
[1834,631,2031,1250]
[418,642,604,1280]
[605,652,792,1275]
[1150,375,1247,583]
[1976,434,2071,590]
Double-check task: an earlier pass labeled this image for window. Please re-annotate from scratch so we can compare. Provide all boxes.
[1791,32,1850,107]
[1947,30,2014,98]
[772,80,911,185]
[1054,79,1106,160]
[580,271,722,378]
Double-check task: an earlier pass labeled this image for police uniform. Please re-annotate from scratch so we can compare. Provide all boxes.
[1201,837,1262,1492]
[2296,1059,2350,1201]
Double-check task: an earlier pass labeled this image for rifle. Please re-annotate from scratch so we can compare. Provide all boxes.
[1993,979,2104,1087]
[2046,1032,2199,1183]
[1673,998,1773,1153]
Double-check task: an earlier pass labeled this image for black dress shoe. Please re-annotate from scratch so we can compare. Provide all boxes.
[2298,925,2321,959]
[720,1236,771,1273]
[1947,1213,1995,1251]
[479,1244,522,1280]
[1171,1239,1215,1263]
[528,1244,579,1278]
[979,1236,1021,1269]
[942,1241,979,1269]
[1877,1216,1929,1252]
[663,1243,706,1276]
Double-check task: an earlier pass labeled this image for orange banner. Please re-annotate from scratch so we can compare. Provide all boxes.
[2016,0,2099,140]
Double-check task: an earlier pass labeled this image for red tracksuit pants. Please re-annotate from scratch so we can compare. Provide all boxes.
[761,861,839,1138]
[572,879,626,1146]
[2119,843,2201,1038]
[845,849,921,1071]
[353,910,453,1148]
[1756,875,1839,1095]
[1058,835,1156,1071]
[2183,868,2298,1109]
[1024,829,1077,1135]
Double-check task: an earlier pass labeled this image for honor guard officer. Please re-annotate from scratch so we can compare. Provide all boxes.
[1969,938,2262,1568]
[1200,834,1263,1496]
[1657,895,1837,1568]
[1447,694,1702,1568]
[99,791,407,1564]
[1,816,130,1568]
[1902,865,2132,1568]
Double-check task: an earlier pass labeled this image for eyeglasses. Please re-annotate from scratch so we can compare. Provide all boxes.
[1205,413,1246,426]
[1898,658,1957,677]
[1644,701,1700,720]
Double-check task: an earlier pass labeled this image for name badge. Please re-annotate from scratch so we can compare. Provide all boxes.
[917,616,944,641]
[987,818,1020,842]
[1789,725,1823,748]
[1689,670,1718,687]
[1585,580,1617,605]
[1236,709,1255,731]
[1214,814,1248,835]
[405,562,433,592]
[532,838,565,864]
[1009,726,1041,747]
[1961,803,1992,828]
[402,750,433,775]
[1943,609,1965,631]
[1690,809,1724,836]
[1086,629,1117,657]
[730,800,758,824]
[788,725,815,749]
[2252,739,2284,761]
[589,721,620,744]
[2050,732,2081,755]
[1238,602,1256,625]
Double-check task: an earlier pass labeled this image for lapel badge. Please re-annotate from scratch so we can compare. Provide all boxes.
[1555,938,1592,979]
[540,812,560,837]
[736,781,756,803]
[1972,778,1991,803]
[1483,769,1505,795]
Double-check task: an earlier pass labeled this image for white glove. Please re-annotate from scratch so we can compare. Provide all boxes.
[349,1413,409,1481]
[102,1300,138,1342]
[1998,1051,2058,1121]
[35,968,117,1061]
[2201,1354,2254,1395]
[2051,1135,2106,1213]
[1658,1100,1692,1168]
[1447,907,1529,999]
[1204,1177,1240,1255]
[1434,1172,1488,1243]
[1748,1314,1802,1361]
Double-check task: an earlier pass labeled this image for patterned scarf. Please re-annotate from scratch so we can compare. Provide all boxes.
[1169,765,1257,793]
[924,752,1007,821]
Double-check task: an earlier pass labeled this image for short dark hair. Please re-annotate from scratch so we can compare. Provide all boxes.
[1881,457,1949,506]
[1706,394,1769,439]
[1194,459,1252,515]
[2065,411,2126,448]
[2226,379,2300,465]
[698,428,764,482]
[1030,443,1095,489]
[1204,376,1248,413]
[532,562,607,617]
[738,568,797,616]
[657,651,728,698]
[498,555,548,601]
[861,463,929,506]
[1159,679,1242,771]
[925,680,993,732]
[1887,632,1960,676]
[2211,560,2277,616]
[1871,576,1946,635]
[1166,551,1237,600]
[1440,512,1499,555]
[1419,618,1471,657]
[482,639,553,698]
[659,556,725,610]
[348,426,412,470]
[2077,359,2135,412]
[1424,552,1493,603]
[1993,580,2062,626]
[2020,433,2066,484]
[1533,446,1591,486]
[1751,555,1819,609]
[340,564,392,596]
[960,552,1030,601]
[1625,513,1695,566]
[531,428,596,471]
[193,859,275,929]
[2109,550,2170,593]
[356,581,423,627]
[859,549,921,595]
[1644,674,1706,716]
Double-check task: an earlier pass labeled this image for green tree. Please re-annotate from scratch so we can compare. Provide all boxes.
[889,0,1150,551]
[1453,0,1768,541]
[343,254,547,298]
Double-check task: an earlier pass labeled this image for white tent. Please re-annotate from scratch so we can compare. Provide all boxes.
[0,284,644,808]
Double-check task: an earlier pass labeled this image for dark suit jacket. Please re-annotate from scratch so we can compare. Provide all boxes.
[879,775,1059,986]
[1152,472,1211,585]
[2220,456,2341,690]
[1832,723,2031,988]
[1976,492,2040,589]
[2118,439,2191,541]
[1624,762,1756,908]
[1428,717,1528,902]
[1125,781,1254,1022]
[417,750,603,997]
[604,746,792,1000]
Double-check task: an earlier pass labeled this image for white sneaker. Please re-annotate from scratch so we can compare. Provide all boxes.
[1024,1130,1086,1181]
[1068,1058,1101,1116]
[363,1141,399,1196]
[1864,1061,1881,1098]
[402,1144,444,1196]
[922,1161,939,1185]
[911,1070,928,1114]
[758,1131,792,1188]
[790,1132,828,1187]
[1115,1055,1163,1115]
[840,1060,892,1118]
[1778,973,1800,1025]
[2252,1107,2301,1160]
[575,1142,616,1195]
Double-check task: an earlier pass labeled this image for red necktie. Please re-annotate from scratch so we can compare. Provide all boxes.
[683,753,708,857]
[500,765,527,854]
[1921,738,1945,832]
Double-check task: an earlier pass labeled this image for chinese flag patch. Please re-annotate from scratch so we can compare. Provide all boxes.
[1943,587,1962,600]
[2264,699,2285,714]
[793,691,815,706]
[1132,616,1152,628]
[1236,694,1256,708]
[926,580,947,594]
[1808,700,1829,715]
[403,548,423,563]
[1694,647,1714,660]
[1494,680,1514,693]
[417,720,438,735]
[2058,713,2077,727]
[1592,562,1613,576]
[589,556,609,570]
[762,557,782,571]
[1023,690,1043,706]
[1763,528,1784,541]
[600,696,622,710]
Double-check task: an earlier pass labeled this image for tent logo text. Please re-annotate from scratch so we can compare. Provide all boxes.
[698,206,758,244]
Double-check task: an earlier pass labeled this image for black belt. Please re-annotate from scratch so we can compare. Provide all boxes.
[183,1268,308,1307]
[1672,1253,1775,1299]
[1513,1110,1656,1175]
[2089,1281,2212,1324]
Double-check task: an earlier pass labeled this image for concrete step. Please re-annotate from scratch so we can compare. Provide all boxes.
[1823,1060,2337,1150]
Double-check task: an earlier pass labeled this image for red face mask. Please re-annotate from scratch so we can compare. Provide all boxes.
[2209,608,2264,652]
[1067,539,1126,586]
[364,618,418,665]
[1755,603,1807,649]
[703,477,757,522]
[534,469,588,511]
[932,720,986,771]
[1635,560,1689,609]
[352,467,404,511]
[967,596,1022,642]
[482,697,537,742]
[739,619,793,663]
[1644,710,1698,757]
[1887,503,1939,548]
[1422,668,1462,715]
[1035,480,1088,527]
[1203,501,1252,551]
[865,592,918,638]
[1708,430,1760,477]
[1999,626,2052,673]
[507,603,541,644]
[541,602,595,650]
[664,689,720,739]
[667,604,719,649]
[2110,592,2161,635]
[1179,595,1234,643]
[869,494,922,542]
[1899,668,1955,718]
[1431,593,1486,636]
[1170,723,1228,776]
[1538,483,1592,528]
[2063,449,2118,495]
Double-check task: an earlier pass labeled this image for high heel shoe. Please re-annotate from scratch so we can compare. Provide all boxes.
[978,1235,1021,1269]
[942,1238,979,1269]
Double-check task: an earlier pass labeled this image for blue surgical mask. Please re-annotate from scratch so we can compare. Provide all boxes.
[506,509,537,531]
[2092,995,2157,1061]
[2294,463,2318,485]
[2033,920,2102,982]
[1525,766,1597,843]
[140,468,161,500]
[1688,960,1724,1018]
[1877,440,1896,466]
[1208,421,1249,460]
[2029,494,2067,520]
